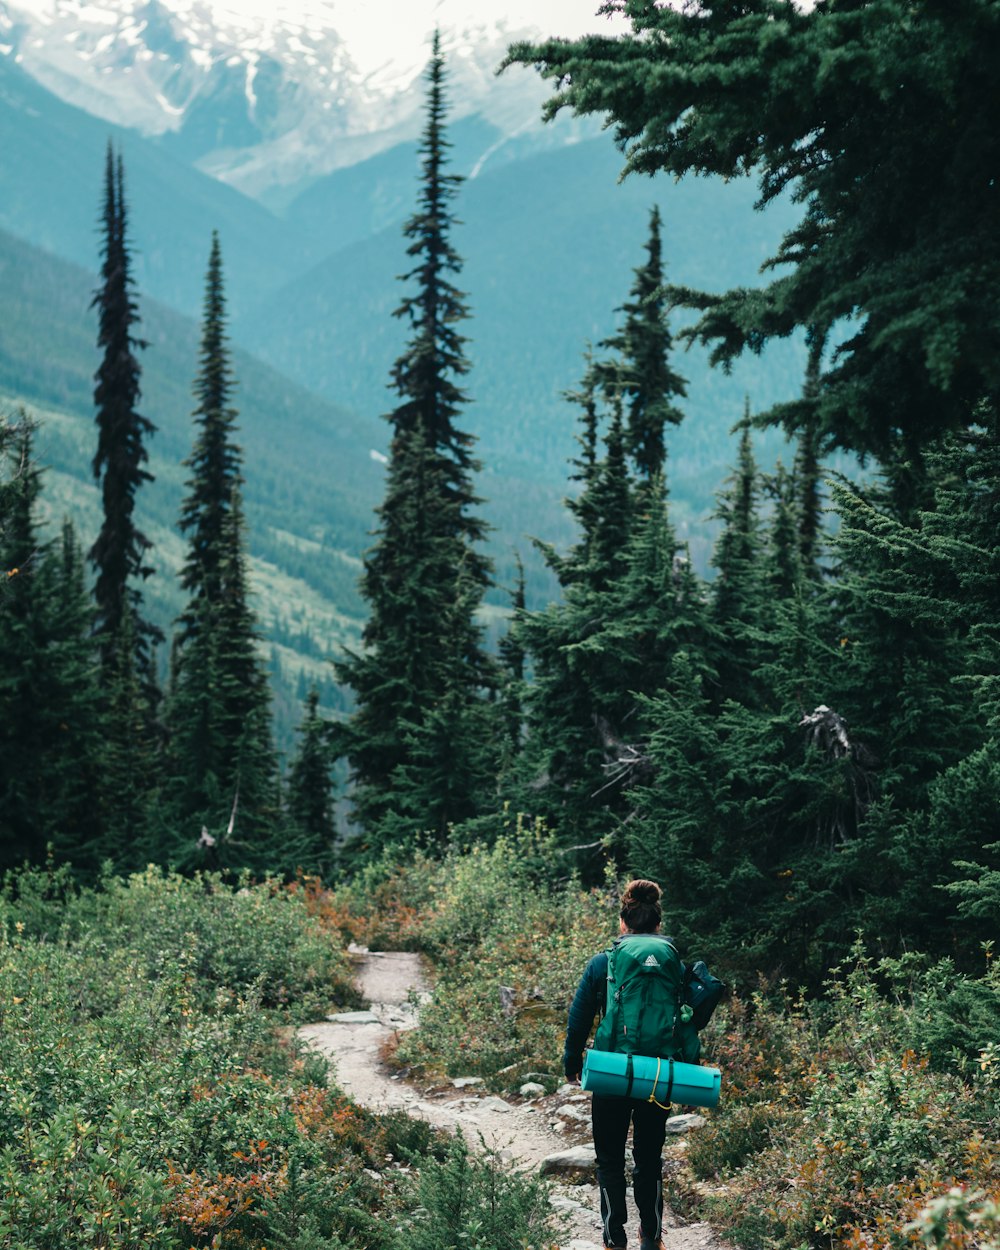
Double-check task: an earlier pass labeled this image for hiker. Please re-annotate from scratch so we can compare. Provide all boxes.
[563,878,674,1250]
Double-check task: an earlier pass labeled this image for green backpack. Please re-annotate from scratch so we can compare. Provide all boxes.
[593,934,701,1063]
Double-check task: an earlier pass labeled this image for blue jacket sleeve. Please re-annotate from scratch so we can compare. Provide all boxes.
[562,951,608,1079]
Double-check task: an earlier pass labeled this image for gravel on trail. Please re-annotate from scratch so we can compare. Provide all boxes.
[298,947,731,1250]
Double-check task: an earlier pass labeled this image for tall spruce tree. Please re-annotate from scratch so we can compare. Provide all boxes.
[334,34,494,852]
[166,236,279,866]
[89,143,160,681]
[710,410,764,702]
[510,213,696,865]
[176,232,242,630]
[595,206,687,482]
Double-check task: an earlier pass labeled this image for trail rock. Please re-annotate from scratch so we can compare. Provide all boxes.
[550,1195,589,1213]
[666,1113,707,1133]
[520,1082,546,1097]
[478,1096,514,1113]
[540,1146,594,1177]
[326,1010,380,1024]
[451,1076,484,1088]
[556,1103,590,1123]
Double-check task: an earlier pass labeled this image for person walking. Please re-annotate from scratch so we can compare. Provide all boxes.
[563,878,675,1250]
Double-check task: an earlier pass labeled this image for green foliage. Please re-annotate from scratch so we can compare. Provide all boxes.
[668,951,1000,1250]
[335,38,497,852]
[89,143,161,680]
[2,864,359,1015]
[505,0,1000,457]
[0,426,103,872]
[394,1133,553,1250]
[0,864,572,1249]
[907,1187,1000,1250]
[164,236,280,868]
[0,868,373,1248]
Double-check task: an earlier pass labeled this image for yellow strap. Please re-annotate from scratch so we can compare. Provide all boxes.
[647,1056,671,1112]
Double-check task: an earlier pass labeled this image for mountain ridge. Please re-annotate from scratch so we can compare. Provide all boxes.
[0,0,596,198]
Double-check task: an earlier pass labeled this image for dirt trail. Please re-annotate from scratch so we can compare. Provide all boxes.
[298,948,729,1250]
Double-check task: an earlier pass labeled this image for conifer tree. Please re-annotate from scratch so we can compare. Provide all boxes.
[507,1,1000,454]
[824,422,994,956]
[0,427,103,871]
[335,35,495,851]
[497,554,527,766]
[177,231,241,630]
[387,30,488,568]
[89,143,160,683]
[710,411,765,702]
[166,237,279,865]
[286,687,336,875]
[596,206,687,482]
[512,212,696,864]
[794,333,826,580]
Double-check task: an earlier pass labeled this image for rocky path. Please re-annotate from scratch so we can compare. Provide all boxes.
[298,947,729,1250]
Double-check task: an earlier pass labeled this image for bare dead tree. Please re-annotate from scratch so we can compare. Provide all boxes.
[593,713,654,797]
[799,704,878,847]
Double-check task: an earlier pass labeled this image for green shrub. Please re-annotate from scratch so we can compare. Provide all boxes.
[687,1101,796,1179]
[679,952,1000,1250]
[394,1133,555,1250]
[1,864,361,1017]
[382,833,610,1082]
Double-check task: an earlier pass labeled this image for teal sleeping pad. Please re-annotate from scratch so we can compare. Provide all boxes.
[581,1050,721,1108]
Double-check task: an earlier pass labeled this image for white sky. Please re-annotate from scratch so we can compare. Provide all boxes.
[208,0,628,76]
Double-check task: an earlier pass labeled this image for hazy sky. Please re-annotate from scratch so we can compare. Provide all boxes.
[200,0,629,76]
[330,0,628,78]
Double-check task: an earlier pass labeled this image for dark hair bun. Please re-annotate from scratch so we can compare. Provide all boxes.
[622,879,661,906]
[619,879,663,932]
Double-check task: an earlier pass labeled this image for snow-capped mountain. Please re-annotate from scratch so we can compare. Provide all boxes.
[0,0,602,199]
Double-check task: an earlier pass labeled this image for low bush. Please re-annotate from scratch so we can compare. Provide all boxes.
[394,1133,554,1250]
[329,817,612,1083]
[688,952,1000,1250]
[2,862,361,1017]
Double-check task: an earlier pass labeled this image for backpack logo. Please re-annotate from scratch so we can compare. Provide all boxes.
[643,955,659,967]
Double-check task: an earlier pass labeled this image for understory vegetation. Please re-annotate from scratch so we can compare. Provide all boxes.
[0,865,554,1250]
[327,833,1000,1250]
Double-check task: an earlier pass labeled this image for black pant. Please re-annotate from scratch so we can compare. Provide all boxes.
[592,1093,667,1247]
